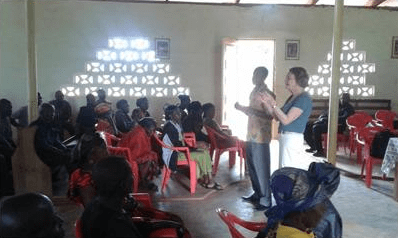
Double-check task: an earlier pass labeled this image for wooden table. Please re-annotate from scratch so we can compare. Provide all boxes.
[381,137,398,201]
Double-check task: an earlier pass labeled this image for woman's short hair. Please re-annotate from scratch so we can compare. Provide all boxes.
[116,99,128,109]
[254,67,269,81]
[164,105,179,120]
[289,67,309,88]
[138,117,157,129]
[202,103,215,115]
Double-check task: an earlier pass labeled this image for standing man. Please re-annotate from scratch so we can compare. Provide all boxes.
[235,67,275,211]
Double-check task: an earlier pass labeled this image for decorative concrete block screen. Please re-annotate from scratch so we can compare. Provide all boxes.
[306,39,375,97]
[61,38,190,98]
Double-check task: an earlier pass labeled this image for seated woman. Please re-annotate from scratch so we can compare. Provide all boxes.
[95,102,118,136]
[68,130,109,207]
[163,105,221,190]
[202,103,239,148]
[256,162,342,238]
[182,101,209,148]
[118,117,159,190]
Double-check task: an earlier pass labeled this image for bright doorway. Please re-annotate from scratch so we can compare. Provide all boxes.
[222,39,275,140]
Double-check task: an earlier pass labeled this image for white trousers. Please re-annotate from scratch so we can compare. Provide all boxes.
[278,132,311,170]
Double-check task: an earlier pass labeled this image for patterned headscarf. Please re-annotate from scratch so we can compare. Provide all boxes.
[262,162,340,236]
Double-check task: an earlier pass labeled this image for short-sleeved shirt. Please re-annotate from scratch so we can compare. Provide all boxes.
[279,92,312,134]
[247,84,274,144]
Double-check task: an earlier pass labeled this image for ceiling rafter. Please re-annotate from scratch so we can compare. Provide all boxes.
[307,0,319,5]
[365,0,387,8]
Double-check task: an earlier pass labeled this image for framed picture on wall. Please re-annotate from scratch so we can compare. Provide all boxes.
[392,36,398,59]
[155,38,170,59]
[285,40,300,60]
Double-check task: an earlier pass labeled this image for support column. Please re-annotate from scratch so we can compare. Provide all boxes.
[327,0,344,165]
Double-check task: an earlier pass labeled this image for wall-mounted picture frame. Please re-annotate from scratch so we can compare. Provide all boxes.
[392,36,398,59]
[285,40,300,60]
[155,38,170,59]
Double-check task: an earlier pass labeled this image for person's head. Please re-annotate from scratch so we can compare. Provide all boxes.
[86,93,96,106]
[252,67,269,86]
[97,89,106,100]
[54,90,64,101]
[138,117,157,136]
[116,99,129,114]
[92,156,133,199]
[165,105,181,123]
[38,92,43,106]
[265,162,340,234]
[136,97,149,111]
[0,193,65,238]
[73,131,109,168]
[0,99,12,118]
[285,67,309,91]
[340,93,351,105]
[187,101,202,116]
[202,103,215,119]
[94,103,112,118]
[131,108,144,123]
[178,95,191,110]
[39,103,55,123]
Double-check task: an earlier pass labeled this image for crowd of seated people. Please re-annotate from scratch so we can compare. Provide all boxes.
[1,88,234,197]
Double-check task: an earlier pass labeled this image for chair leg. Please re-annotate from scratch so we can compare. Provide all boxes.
[189,161,197,196]
[212,150,222,176]
[228,151,236,169]
[161,167,171,192]
[365,158,373,188]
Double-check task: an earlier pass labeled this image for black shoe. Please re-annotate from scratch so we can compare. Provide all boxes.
[313,151,326,157]
[242,194,258,204]
[305,148,316,153]
[254,204,271,211]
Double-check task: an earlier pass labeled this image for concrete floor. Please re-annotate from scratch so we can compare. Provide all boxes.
[56,140,398,238]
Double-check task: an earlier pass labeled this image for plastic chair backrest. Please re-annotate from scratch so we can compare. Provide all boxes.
[183,132,196,148]
[375,110,396,130]
[346,112,373,130]
[216,208,266,238]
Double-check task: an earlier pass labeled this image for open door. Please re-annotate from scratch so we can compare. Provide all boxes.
[222,39,275,140]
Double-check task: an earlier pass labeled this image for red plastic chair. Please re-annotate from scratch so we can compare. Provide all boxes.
[205,126,245,176]
[321,132,350,155]
[183,132,197,148]
[346,112,374,163]
[356,126,387,188]
[103,132,139,193]
[152,134,197,196]
[216,208,266,238]
[374,110,397,130]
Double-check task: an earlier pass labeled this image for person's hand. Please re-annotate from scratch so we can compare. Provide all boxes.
[234,102,241,110]
[259,92,276,107]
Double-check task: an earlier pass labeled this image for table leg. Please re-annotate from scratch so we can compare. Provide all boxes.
[394,162,398,201]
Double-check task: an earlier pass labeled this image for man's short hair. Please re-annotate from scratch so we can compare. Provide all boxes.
[92,156,133,198]
[0,193,65,238]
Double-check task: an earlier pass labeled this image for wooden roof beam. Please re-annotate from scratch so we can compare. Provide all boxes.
[365,0,387,8]
[307,0,319,5]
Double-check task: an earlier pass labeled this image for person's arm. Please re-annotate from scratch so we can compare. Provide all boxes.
[235,102,273,120]
[260,93,303,125]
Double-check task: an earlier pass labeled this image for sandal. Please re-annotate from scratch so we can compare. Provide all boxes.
[204,182,223,190]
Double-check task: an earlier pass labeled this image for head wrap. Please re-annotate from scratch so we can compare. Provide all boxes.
[263,162,340,235]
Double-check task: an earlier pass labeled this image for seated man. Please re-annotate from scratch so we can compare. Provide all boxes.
[0,192,65,238]
[304,93,355,157]
[115,99,135,133]
[50,90,74,140]
[81,156,143,238]
[118,117,159,190]
[76,93,97,137]
[31,103,72,196]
